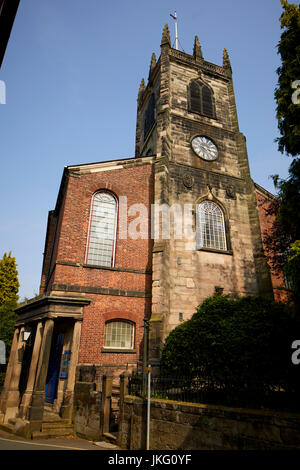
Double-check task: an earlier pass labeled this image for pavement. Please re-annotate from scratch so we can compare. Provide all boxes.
[0,428,123,451]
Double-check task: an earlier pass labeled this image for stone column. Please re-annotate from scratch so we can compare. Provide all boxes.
[60,320,82,420]
[56,328,72,413]
[2,326,25,422]
[28,318,54,432]
[0,327,20,416]
[19,321,43,419]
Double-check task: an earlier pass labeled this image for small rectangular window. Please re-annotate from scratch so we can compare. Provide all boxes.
[104,321,135,349]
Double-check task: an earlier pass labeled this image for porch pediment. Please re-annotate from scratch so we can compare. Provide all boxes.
[15,295,91,325]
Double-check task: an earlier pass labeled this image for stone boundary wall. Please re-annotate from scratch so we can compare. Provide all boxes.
[72,381,102,441]
[117,395,300,450]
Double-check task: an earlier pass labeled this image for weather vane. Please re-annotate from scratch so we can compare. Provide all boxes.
[170,11,178,50]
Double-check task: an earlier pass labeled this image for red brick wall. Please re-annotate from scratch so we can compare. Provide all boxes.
[40,210,57,293]
[40,175,69,293]
[52,163,153,273]
[255,189,290,302]
[78,294,151,365]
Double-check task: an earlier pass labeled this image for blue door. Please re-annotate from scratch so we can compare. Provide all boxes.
[45,332,64,404]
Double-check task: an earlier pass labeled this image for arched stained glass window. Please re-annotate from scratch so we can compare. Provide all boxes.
[104,320,135,349]
[188,80,216,118]
[85,191,117,267]
[197,201,227,251]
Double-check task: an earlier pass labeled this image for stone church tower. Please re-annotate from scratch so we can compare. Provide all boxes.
[135,25,273,365]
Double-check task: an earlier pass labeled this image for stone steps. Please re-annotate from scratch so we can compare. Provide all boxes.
[0,416,75,440]
[103,432,118,444]
[0,422,15,434]
[32,429,75,440]
[42,420,72,430]
[32,422,75,439]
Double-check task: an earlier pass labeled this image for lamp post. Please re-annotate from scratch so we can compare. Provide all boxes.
[142,318,150,395]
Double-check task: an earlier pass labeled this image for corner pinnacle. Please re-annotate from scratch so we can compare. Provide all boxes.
[223,48,231,71]
[193,36,203,59]
[161,24,171,47]
[148,53,157,79]
[138,78,145,100]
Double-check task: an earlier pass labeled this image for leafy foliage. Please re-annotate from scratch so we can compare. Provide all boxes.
[0,252,19,306]
[261,159,300,305]
[160,295,299,386]
[268,2,300,304]
[0,252,20,387]
[285,240,300,303]
[272,159,300,241]
[0,299,18,387]
[0,300,18,356]
[275,0,300,156]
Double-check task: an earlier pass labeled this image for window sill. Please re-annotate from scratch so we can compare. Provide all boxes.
[197,247,233,255]
[83,263,113,270]
[188,109,217,121]
[83,264,151,275]
[101,348,137,354]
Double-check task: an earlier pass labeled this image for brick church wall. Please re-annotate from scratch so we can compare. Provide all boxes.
[39,158,154,368]
[255,187,290,303]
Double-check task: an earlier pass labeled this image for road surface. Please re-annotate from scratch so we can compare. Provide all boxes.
[0,428,121,451]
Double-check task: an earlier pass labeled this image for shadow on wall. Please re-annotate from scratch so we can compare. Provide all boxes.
[118,396,300,451]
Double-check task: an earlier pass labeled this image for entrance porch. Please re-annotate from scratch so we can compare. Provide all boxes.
[0,294,90,437]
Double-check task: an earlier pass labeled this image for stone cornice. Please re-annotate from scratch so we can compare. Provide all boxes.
[56,260,152,275]
[254,182,276,200]
[67,155,155,175]
[52,283,151,299]
[169,160,244,184]
[168,48,231,79]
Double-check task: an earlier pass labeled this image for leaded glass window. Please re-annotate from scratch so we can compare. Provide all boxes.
[104,321,135,349]
[85,191,117,267]
[197,201,227,251]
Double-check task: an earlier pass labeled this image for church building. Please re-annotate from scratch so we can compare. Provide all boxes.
[0,25,288,435]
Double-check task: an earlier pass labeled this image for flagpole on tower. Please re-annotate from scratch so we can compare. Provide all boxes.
[170,11,178,50]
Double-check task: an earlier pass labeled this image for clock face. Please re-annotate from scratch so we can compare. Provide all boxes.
[191,136,218,161]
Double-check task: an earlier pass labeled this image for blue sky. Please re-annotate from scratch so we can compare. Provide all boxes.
[0,0,291,300]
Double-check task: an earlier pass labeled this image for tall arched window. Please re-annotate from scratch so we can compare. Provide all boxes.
[85,191,117,267]
[188,80,216,118]
[197,201,227,251]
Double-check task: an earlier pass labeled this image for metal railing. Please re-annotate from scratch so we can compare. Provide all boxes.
[128,373,300,412]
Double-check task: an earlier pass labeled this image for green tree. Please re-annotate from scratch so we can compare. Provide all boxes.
[0,251,19,306]
[285,240,300,304]
[262,159,300,280]
[275,0,300,156]
[0,252,19,387]
[0,299,18,387]
[265,2,300,302]
[160,295,298,387]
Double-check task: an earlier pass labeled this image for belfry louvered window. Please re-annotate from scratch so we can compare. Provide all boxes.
[189,80,215,118]
[85,191,117,267]
[197,201,227,251]
[144,93,155,137]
